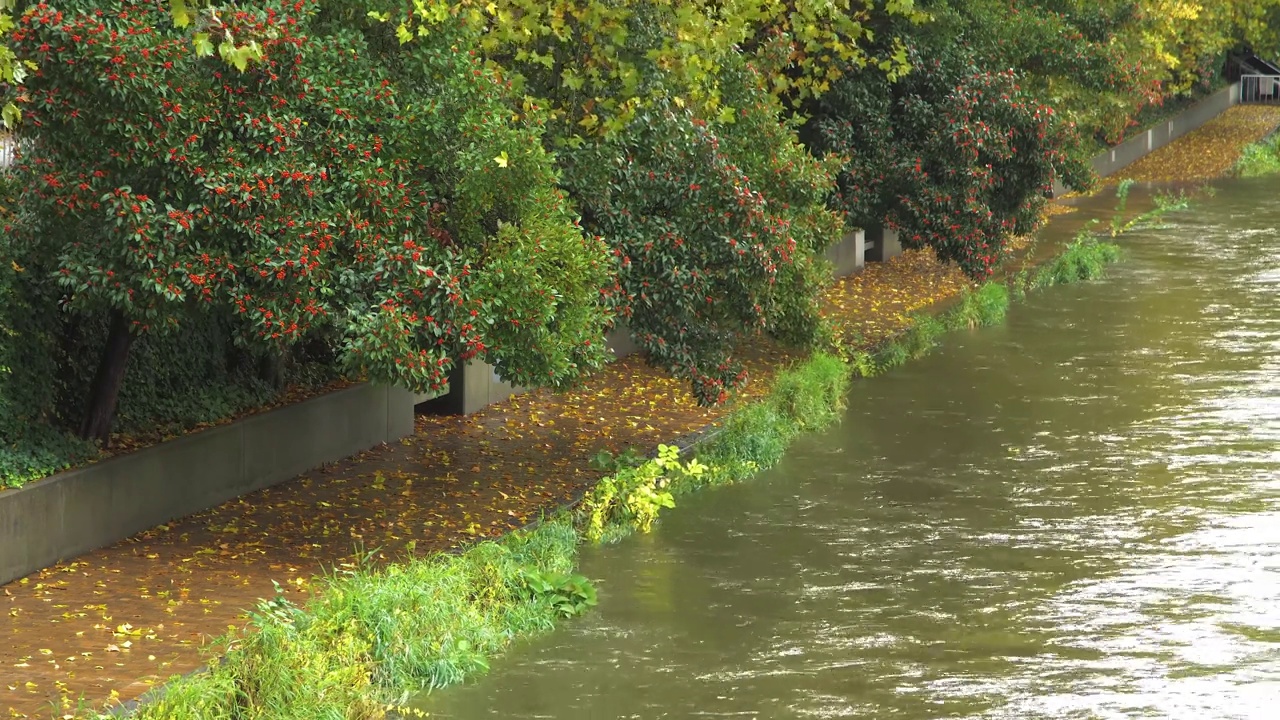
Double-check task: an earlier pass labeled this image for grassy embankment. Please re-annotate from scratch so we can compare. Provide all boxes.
[1234,130,1280,177]
[85,194,1166,720]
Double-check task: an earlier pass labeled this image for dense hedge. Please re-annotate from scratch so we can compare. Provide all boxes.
[0,0,1261,486]
[806,40,1093,276]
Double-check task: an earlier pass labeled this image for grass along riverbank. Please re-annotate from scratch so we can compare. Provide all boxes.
[80,208,1146,720]
[1234,130,1280,177]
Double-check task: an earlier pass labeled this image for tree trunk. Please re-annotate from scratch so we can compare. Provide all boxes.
[257,351,286,390]
[54,314,84,427]
[79,311,134,447]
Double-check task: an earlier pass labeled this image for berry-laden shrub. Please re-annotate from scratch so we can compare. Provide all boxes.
[711,45,844,349]
[564,105,777,404]
[501,3,846,405]
[1,213,98,486]
[805,44,1092,278]
[562,82,840,405]
[9,0,612,441]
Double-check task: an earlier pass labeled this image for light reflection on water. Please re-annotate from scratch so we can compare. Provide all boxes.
[416,180,1280,719]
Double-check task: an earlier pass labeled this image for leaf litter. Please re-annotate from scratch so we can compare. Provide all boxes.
[1109,104,1280,184]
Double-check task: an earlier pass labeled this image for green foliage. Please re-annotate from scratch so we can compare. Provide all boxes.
[923,0,1164,146]
[10,0,611,402]
[579,443,700,542]
[1,181,99,485]
[805,37,1092,278]
[1234,132,1280,178]
[1030,233,1123,289]
[697,352,850,485]
[949,281,1010,330]
[518,569,598,618]
[1108,181,1193,237]
[768,352,851,434]
[389,0,919,140]
[2,0,616,465]
[59,312,282,436]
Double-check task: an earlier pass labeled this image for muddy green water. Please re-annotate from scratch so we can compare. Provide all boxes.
[417,180,1280,719]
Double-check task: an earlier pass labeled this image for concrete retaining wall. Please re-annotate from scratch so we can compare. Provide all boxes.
[1055,82,1241,195]
[826,229,866,277]
[0,383,419,586]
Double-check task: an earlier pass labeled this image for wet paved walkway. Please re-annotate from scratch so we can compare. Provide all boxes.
[2,252,969,718]
[1111,104,1280,184]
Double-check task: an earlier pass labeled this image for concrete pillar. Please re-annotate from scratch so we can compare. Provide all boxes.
[389,387,420,438]
[430,360,525,415]
[864,225,903,262]
[825,229,865,278]
[606,324,640,360]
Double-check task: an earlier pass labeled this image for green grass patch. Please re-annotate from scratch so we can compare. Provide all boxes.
[1027,233,1123,290]
[94,519,581,719]
[696,351,850,487]
[1234,132,1280,178]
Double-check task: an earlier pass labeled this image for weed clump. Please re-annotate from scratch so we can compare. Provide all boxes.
[1234,132,1280,178]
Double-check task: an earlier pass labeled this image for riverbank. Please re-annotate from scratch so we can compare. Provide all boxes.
[77,228,1127,720]
[2,98,1253,715]
[3,248,972,718]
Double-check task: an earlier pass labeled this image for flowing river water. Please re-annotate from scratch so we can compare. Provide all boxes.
[415,179,1280,719]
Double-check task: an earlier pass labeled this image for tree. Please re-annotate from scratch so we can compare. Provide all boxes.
[392,0,860,403]
[8,0,612,443]
[805,40,1092,277]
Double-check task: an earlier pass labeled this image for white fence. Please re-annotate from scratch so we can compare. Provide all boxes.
[0,132,14,168]
[1241,74,1280,104]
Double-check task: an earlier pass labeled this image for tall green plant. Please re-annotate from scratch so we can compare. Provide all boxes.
[1234,133,1280,178]
[9,0,612,444]
[805,39,1092,278]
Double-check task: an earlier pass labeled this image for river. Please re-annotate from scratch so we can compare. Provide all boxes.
[415,179,1280,719]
